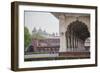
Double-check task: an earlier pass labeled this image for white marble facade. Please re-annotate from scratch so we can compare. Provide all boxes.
[52,13,90,52]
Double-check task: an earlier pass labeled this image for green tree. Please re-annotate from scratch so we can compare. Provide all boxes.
[24,26,31,48]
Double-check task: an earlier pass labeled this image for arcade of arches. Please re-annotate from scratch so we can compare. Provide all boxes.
[52,13,90,52]
[65,20,90,52]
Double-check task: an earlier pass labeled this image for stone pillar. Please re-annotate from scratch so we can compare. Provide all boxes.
[74,36,76,52]
[73,33,75,52]
[69,32,71,51]
[72,33,74,52]
[76,37,78,52]
[59,14,67,52]
[77,39,79,52]
[66,32,70,51]
[66,31,68,49]
[71,34,73,51]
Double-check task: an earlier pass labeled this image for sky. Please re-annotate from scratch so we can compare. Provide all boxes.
[24,11,59,35]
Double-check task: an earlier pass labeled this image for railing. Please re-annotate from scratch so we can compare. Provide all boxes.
[35,46,60,53]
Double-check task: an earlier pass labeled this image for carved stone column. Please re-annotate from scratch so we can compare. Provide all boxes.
[59,14,67,52]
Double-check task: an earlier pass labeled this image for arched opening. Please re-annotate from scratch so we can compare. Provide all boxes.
[65,20,90,52]
[84,38,90,51]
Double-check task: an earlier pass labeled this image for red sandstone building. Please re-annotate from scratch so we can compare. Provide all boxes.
[27,38,60,53]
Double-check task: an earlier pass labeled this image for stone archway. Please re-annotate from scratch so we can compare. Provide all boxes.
[52,13,90,52]
[65,20,90,52]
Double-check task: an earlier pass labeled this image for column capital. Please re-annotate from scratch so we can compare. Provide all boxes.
[59,14,66,20]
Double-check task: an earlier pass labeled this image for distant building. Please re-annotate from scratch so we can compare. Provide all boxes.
[25,27,60,53]
[24,38,60,53]
[32,27,59,39]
